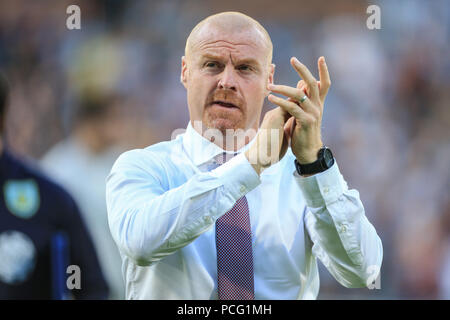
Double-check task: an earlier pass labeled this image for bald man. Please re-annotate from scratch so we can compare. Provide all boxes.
[106,12,383,300]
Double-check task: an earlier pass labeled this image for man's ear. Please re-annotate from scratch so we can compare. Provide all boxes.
[265,63,275,96]
[180,56,188,89]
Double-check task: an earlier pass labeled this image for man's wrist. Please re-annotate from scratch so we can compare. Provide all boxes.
[250,162,263,176]
[299,172,315,178]
[244,150,266,176]
[296,153,318,177]
[295,147,321,164]
[296,151,319,178]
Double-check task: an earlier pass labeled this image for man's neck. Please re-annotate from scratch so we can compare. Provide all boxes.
[191,121,257,152]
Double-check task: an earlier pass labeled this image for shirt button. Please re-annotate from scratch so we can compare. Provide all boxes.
[323,187,330,194]
[240,186,246,193]
[204,216,212,223]
[340,224,348,233]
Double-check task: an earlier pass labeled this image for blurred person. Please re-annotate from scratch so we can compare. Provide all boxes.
[439,199,450,299]
[395,214,443,299]
[106,12,382,300]
[394,103,450,299]
[0,72,108,299]
[41,93,125,299]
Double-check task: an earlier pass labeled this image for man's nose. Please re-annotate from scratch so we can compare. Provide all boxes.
[218,66,237,91]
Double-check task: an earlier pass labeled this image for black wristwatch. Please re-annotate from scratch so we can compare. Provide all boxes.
[294,146,335,175]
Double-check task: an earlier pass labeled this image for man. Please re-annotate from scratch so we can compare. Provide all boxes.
[41,93,125,299]
[0,72,108,299]
[106,12,383,300]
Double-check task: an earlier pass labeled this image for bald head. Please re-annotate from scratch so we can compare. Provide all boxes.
[185,12,273,66]
[181,12,276,137]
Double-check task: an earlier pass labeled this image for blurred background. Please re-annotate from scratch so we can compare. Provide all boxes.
[0,0,448,299]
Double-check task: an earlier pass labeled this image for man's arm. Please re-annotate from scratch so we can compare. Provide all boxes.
[106,149,260,266]
[267,56,382,286]
[295,161,383,288]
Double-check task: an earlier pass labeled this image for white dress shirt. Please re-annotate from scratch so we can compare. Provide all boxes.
[106,122,383,299]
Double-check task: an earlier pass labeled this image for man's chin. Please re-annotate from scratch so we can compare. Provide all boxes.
[203,111,245,132]
[205,118,243,133]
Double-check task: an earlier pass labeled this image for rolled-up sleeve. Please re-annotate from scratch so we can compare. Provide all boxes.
[294,161,383,288]
[106,150,260,266]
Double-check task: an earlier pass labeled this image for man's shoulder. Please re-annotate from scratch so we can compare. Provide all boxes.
[112,136,184,171]
[143,135,184,156]
[3,150,77,208]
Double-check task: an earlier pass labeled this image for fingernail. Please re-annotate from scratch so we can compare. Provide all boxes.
[293,57,300,65]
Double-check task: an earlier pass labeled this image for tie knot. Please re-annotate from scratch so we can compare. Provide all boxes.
[215,152,237,165]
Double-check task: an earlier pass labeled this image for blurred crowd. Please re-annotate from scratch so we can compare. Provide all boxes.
[0,0,448,299]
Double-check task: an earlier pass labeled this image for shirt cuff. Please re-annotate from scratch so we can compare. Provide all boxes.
[293,161,345,208]
[211,152,261,200]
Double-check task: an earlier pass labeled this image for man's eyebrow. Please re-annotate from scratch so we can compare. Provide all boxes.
[200,54,224,62]
[233,57,260,67]
[200,54,261,67]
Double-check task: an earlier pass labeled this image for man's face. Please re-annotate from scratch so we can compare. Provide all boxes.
[181,25,274,134]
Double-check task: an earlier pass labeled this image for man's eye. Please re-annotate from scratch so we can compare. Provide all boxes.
[205,62,219,68]
[237,65,251,71]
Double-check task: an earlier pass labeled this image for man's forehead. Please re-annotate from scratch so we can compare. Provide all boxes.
[192,26,267,54]
[185,12,273,63]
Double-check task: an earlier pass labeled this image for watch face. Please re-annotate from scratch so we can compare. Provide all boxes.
[323,148,334,167]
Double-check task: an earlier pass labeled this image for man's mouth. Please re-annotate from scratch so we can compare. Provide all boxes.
[211,101,239,109]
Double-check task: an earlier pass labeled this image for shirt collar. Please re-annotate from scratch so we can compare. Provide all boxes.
[182,121,256,167]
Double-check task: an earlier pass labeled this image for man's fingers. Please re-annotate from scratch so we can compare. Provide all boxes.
[290,57,319,101]
[268,94,314,123]
[259,106,289,133]
[268,85,319,116]
[268,84,305,102]
[302,80,323,101]
[268,94,303,119]
[283,116,296,139]
[318,56,331,102]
